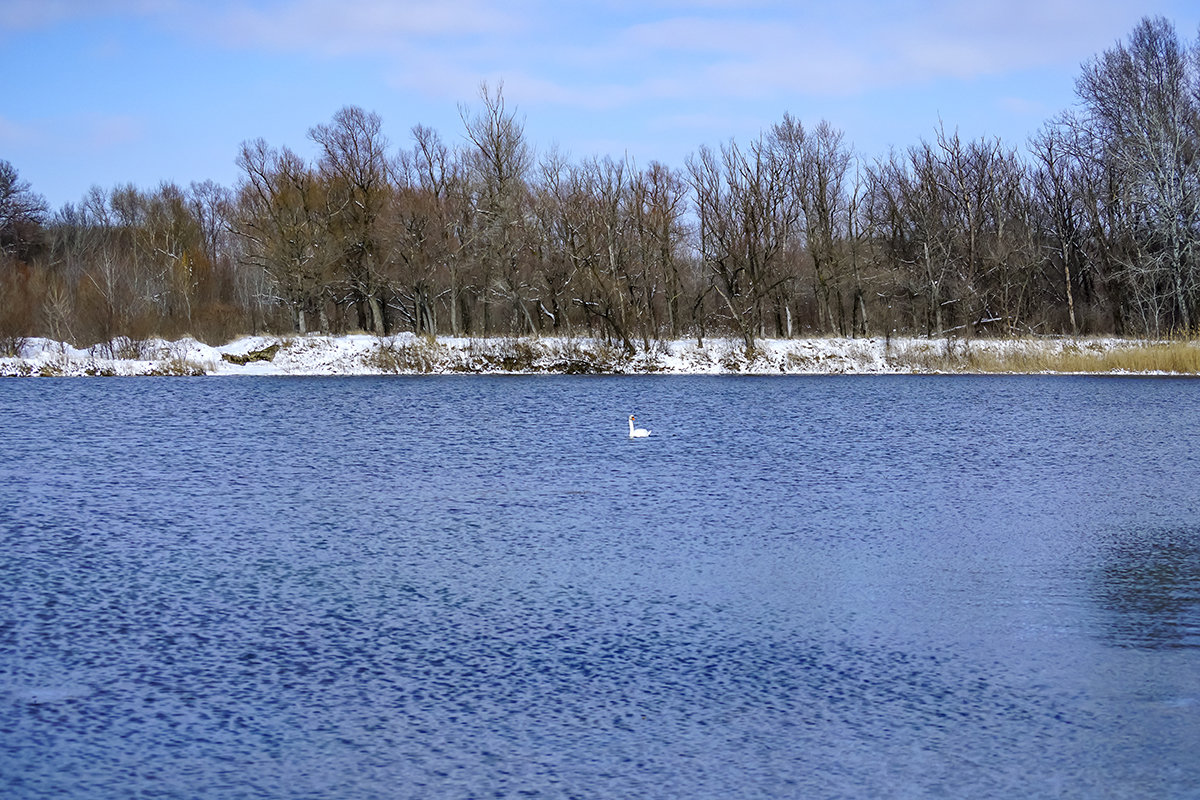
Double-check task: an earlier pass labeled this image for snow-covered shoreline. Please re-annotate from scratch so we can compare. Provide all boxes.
[3,333,1198,377]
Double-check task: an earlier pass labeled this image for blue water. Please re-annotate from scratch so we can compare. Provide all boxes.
[1,375,1198,798]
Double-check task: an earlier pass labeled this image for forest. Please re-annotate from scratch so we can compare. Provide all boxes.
[1,17,1198,356]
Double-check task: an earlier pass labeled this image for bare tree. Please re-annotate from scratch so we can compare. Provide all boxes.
[628,160,688,342]
[1031,124,1088,333]
[235,139,335,333]
[688,134,798,353]
[1074,16,1200,333]
[528,146,577,334]
[772,116,856,334]
[0,160,47,262]
[459,81,533,335]
[930,128,1036,336]
[566,156,637,352]
[0,160,48,349]
[868,145,954,336]
[310,106,395,334]
[395,124,470,335]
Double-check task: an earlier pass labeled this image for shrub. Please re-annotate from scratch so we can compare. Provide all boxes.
[785,351,817,371]
[147,357,208,376]
[0,333,27,358]
[367,335,447,373]
[496,337,540,371]
[93,336,152,361]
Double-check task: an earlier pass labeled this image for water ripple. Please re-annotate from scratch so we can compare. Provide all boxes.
[2,375,1198,798]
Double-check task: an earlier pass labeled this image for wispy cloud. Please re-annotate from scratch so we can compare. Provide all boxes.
[199,0,522,55]
[5,0,1191,207]
[4,0,1182,114]
[419,0,1159,111]
[83,113,146,149]
[594,0,1158,100]
[997,95,1051,118]
[0,115,37,146]
[0,113,145,153]
[0,0,174,30]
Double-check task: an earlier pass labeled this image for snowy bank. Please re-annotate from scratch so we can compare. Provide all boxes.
[2,334,1198,377]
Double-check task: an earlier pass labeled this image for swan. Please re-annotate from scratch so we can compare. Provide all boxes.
[628,414,651,438]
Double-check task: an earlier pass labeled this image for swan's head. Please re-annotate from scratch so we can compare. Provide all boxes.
[629,414,636,421]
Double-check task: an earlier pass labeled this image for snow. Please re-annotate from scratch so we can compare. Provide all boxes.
[0,333,1191,377]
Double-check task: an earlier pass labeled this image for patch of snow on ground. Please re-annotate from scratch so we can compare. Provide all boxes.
[0,333,1189,377]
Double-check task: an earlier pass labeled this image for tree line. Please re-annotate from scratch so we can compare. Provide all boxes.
[2,16,1198,355]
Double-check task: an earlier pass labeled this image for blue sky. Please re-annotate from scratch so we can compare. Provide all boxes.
[2,0,1196,210]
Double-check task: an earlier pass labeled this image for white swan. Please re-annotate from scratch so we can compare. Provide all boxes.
[628,414,651,438]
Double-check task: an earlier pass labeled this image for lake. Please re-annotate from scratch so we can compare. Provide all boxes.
[1,375,1198,798]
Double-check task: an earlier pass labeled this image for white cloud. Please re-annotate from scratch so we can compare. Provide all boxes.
[196,0,523,55]
[0,0,176,30]
[83,113,146,149]
[998,96,1051,117]
[619,16,784,54]
[0,116,39,149]
[561,0,1191,105]
[0,113,145,153]
[6,0,1189,116]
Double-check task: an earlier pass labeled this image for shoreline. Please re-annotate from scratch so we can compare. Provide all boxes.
[2,333,1199,377]
[4,333,1195,381]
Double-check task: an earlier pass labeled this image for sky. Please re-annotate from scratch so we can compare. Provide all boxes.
[2,0,1196,211]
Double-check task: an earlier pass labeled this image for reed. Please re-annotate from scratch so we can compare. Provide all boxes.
[890,339,1200,374]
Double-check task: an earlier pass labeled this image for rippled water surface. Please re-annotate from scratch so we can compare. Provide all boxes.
[2,375,1199,798]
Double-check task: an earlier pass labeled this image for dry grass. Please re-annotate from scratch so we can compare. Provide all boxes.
[366,336,646,374]
[888,339,1200,374]
[367,335,448,373]
[463,338,634,373]
[146,356,208,376]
